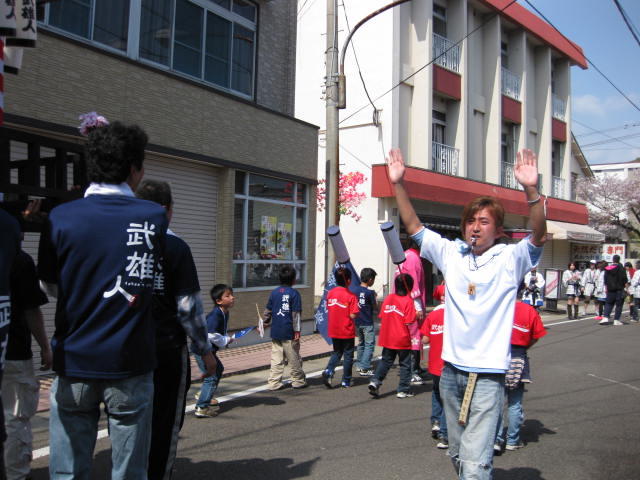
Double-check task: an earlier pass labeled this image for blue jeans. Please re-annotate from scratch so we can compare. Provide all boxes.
[49,373,154,480]
[371,348,412,393]
[604,290,625,320]
[431,374,448,438]
[495,384,525,446]
[356,324,376,370]
[440,363,504,480]
[325,338,355,385]
[195,351,223,408]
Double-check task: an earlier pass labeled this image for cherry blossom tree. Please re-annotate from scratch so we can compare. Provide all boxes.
[575,173,640,241]
[316,171,367,222]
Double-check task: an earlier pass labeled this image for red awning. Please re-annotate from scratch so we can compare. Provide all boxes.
[371,164,589,224]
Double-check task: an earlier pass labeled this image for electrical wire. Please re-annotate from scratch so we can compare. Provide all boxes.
[612,0,640,49]
[573,119,640,150]
[339,1,386,157]
[523,0,640,114]
[339,0,519,126]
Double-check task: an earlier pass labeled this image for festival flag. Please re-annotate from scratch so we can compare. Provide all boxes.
[232,326,254,339]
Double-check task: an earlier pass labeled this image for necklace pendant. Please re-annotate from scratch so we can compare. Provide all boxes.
[468,282,475,296]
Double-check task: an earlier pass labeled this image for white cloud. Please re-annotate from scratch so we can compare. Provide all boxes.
[573,92,640,117]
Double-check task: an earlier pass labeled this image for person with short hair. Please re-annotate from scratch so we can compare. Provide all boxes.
[38,121,169,479]
[368,274,417,399]
[135,179,217,479]
[387,147,546,479]
[352,267,378,376]
[0,209,21,480]
[322,267,359,388]
[3,240,51,480]
[494,290,547,453]
[263,265,307,390]
[624,262,636,320]
[194,284,235,417]
[599,255,629,326]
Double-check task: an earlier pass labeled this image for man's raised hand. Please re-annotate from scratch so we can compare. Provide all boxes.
[514,149,539,190]
[386,148,406,185]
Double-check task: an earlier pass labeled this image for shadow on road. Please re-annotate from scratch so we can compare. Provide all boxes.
[171,455,320,479]
[521,418,556,444]
[494,467,546,479]
[30,450,320,480]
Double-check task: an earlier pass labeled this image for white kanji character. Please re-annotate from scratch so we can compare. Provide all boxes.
[126,252,155,280]
[154,262,165,292]
[127,222,156,249]
[104,275,138,306]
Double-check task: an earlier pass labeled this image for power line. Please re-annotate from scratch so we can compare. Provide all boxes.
[523,0,640,114]
[573,118,640,149]
[340,0,520,125]
[612,0,640,49]
[340,1,380,119]
[581,132,640,148]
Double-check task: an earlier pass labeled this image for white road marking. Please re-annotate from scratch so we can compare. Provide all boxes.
[587,373,640,392]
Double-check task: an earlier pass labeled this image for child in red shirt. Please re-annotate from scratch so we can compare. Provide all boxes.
[368,274,417,398]
[421,303,448,448]
[322,267,360,388]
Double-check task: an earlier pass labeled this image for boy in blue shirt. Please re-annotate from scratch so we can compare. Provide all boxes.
[194,284,235,418]
[263,265,307,390]
[352,268,378,376]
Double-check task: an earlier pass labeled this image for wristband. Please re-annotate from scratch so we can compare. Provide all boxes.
[527,194,541,206]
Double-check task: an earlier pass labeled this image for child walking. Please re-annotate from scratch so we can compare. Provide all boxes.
[263,265,307,390]
[194,284,235,418]
[322,267,360,388]
[368,273,417,398]
[421,301,448,448]
[352,268,378,376]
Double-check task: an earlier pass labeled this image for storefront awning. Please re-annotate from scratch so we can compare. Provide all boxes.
[546,220,605,243]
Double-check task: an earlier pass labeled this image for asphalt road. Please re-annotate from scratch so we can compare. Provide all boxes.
[28,314,640,480]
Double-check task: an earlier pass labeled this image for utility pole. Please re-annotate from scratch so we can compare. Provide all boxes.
[325,0,340,278]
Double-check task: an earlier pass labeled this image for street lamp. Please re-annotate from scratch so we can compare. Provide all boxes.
[324,0,412,280]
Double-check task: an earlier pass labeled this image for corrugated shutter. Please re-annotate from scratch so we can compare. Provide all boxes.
[22,155,219,372]
[143,156,219,313]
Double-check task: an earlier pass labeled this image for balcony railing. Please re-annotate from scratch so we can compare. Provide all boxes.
[432,141,459,176]
[552,176,565,198]
[501,67,521,101]
[552,94,566,121]
[433,33,460,73]
[501,161,520,189]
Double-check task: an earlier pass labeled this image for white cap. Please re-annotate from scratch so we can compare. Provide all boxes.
[590,259,596,264]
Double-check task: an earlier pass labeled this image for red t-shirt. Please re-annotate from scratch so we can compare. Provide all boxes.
[511,302,547,347]
[433,284,445,304]
[378,294,416,350]
[420,306,445,376]
[327,286,359,339]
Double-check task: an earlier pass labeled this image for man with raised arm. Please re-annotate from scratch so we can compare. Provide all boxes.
[386,148,546,480]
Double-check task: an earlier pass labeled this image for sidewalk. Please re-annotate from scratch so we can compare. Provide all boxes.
[35,333,333,413]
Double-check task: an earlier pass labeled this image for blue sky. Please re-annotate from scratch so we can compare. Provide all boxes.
[520,0,640,165]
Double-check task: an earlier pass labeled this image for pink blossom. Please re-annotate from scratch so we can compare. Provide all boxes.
[316,171,367,222]
[78,111,110,136]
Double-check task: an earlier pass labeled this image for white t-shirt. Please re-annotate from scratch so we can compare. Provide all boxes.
[414,228,541,371]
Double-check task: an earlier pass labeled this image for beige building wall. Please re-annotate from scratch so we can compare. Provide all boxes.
[4,26,318,329]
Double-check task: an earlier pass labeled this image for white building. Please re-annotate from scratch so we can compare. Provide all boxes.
[297,0,599,302]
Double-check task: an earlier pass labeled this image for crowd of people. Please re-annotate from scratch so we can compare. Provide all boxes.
[561,257,639,324]
[0,118,632,480]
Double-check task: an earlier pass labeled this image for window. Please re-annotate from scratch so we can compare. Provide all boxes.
[433,4,446,37]
[40,0,257,97]
[234,173,309,289]
[48,0,130,51]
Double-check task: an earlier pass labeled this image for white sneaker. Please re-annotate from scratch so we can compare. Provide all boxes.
[613,320,624,326]
[599,318,611,325]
